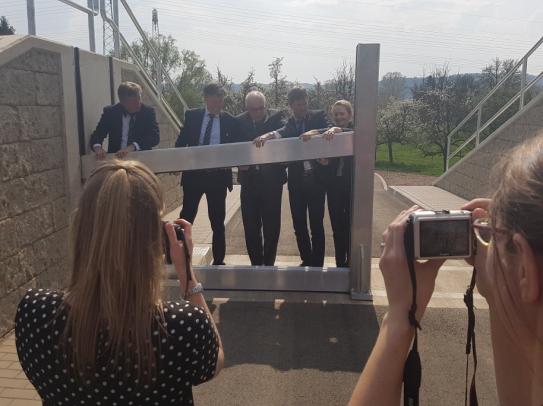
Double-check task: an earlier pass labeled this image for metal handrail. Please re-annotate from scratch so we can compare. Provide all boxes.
[117,0,188,113]
[446,35,543,170]
[27,0,99,51]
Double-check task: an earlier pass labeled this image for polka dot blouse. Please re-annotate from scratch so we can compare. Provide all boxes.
[15,289,219,406]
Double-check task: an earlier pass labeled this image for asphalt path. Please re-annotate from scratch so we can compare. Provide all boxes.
[192,303,497,405]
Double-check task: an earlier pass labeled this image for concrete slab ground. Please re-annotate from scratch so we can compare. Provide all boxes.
[390,185,468,211]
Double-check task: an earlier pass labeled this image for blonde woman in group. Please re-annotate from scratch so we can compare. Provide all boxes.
[300,99,354,267]
[349,134,543,405]
[16,160,224,405]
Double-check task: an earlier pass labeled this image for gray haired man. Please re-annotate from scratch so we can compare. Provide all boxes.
[236,91,287,266]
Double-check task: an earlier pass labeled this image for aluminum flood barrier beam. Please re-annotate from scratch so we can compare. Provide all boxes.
[81,131,354,178]
[164,265,351,293]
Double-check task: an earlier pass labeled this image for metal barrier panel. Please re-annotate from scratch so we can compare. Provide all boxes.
[81,132,354,177]
[164,266,351,293]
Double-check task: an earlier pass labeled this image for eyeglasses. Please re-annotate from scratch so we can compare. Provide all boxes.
[472,218,511,247]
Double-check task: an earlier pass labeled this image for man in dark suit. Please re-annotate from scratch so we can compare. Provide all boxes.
[236,91,287,266]
[90,81,160,159]
[254,87,330,267]
[175,83,239,265]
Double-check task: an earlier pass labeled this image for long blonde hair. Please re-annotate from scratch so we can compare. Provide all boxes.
[63,160,165,381]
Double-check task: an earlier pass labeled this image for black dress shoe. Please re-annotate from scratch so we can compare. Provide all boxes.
[299,262,309,267]
[213,262,226,266]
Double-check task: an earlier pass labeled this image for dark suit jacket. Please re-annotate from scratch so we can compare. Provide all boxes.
[276,109,331,185]
[236,109,288,186]
[89,103,160,153]
[311,124,353,191]
[175,108,239,190]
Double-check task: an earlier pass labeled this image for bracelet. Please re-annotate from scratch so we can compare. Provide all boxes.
[185,282,204,299]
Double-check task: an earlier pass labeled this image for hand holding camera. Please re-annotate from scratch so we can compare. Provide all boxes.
[163,219,197,294]
[379,205,446,327]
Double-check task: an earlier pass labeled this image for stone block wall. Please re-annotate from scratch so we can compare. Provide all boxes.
[0,49,69,337]
[435,92,543,200]
[121,68,182,214]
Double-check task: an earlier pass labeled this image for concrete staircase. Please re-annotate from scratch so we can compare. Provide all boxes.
[434,90,543,200]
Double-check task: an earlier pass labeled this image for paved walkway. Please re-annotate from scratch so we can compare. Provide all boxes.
[390,185,468,210]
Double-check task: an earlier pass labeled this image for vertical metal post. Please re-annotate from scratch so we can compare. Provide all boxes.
[446,136,451,171]
[112,0,121,58]
[27,0,36,35]
[520,58,527,108]
[476,107,482,146]
[87,0,96,52]
[350,44,380,301]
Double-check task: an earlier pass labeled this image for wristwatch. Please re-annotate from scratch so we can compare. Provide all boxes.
[187,282,204,298]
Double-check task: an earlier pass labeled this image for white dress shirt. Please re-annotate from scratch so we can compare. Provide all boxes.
[198,109,221,145]
[93,112,140,152]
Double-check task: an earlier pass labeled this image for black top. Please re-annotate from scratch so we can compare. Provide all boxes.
[89,103,160,153]
[175,108,240,190]
[15,289,219,406]
[236,109,288,186]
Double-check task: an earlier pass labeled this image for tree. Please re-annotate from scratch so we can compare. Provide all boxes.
[235,69,264,113]
[267,57,288,108]
[412,66,475,172]
[478,57,521,134]
[0,16,15,35]
[215,67,238,114]
[308,78,329,110]
[168,50,213,114]
[127,34,181,78]
[330,61,355,102]
[379,72,406,106]
[377,98,416,163]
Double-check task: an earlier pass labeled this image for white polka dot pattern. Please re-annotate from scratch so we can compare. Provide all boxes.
[15,289,219,405]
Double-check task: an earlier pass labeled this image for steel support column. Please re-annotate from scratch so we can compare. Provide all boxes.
[350,44,380,300]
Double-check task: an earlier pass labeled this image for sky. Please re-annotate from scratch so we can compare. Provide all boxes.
[3,0,543,83]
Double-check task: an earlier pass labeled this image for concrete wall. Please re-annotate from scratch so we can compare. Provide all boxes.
[0,36,183,336]
[0,43,70,337]
[435,91,543,200]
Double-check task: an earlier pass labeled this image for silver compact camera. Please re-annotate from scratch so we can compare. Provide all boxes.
[410,210,473,259]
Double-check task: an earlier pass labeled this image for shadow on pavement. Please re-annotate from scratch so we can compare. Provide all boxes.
[210,301,379,372]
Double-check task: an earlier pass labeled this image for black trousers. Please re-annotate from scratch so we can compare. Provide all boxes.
[288,173,326,267]
[326,180,351,267]
[240,180,283,266]
[180,180,227,265]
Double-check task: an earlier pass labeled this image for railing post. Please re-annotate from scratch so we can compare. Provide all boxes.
[350,43,379,301]
[520,58,527,108]
[112,0,121,58]
[446,136,451,171]
[27,0,36,35]
[476,107,482,146]
[87,0,96,52]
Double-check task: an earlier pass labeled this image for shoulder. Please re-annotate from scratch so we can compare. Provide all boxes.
[162,301,212,336]
[16,289,64,329]
[103,104,119,114]
[140,103,155,114]
[236,111,249,121]
[186,108,204,119]
[309,109,326,117]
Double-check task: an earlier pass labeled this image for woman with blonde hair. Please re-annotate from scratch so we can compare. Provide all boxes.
[15,160,224,405]
[300,99,354,267]
[349,134,543,405]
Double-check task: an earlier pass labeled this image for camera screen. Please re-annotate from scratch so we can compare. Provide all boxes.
[419,219,470,257]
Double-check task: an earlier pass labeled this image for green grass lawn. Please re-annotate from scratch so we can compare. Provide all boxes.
[375,143,445,177]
